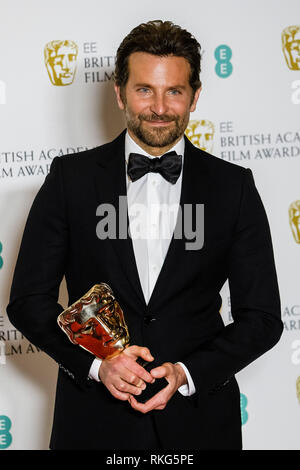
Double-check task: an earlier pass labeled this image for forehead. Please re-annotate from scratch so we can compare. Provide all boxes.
[194,124,213,133]
[127,52,191,85]
[291,31,300,42]
[55,45,77,56]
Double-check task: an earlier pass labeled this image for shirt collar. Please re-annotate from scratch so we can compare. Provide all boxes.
[125,130,185,164]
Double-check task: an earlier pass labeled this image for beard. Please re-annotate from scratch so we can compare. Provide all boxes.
[124,107,189,148]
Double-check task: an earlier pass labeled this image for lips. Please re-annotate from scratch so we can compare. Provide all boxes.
[146,120,173,126]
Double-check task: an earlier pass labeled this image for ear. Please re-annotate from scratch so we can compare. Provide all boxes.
[190,86,201,113]
[114,84,125,110]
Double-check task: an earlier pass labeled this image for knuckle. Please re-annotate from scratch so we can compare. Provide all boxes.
[118,381,126,391]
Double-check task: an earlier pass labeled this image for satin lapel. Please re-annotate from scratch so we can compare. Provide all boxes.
[94,131,147,310]
[147,137,209,312]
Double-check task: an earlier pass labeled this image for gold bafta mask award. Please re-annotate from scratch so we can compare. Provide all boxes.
[185,119,215,153]
[289,200,300,244]
[297,376,300,406]
[57,283,130,360]
[57,283,167,401]
[282,26,300,71]
[44,40,78,86]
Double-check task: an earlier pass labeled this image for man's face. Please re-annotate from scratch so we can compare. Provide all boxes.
[115,52,201,155]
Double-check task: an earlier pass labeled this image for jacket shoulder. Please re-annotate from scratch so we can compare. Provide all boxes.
[53,130,126,170]
[186,138,249,184]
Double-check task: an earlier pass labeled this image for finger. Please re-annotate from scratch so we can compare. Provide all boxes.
[125,345,154,363]
[119,367,147,389]
[108,383,130,401]
[113,378,144,396]
[120,355,155,384]
[129,383,171,413]
[129,393,165,414]
[150,365,169,379]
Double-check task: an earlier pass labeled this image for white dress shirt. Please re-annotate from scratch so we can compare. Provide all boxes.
[89,131,195,397]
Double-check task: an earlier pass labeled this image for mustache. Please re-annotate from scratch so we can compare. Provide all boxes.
[139,113,178,122]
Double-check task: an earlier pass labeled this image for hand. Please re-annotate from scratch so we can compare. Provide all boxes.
[128,362,187,413]
[99,345,155,401]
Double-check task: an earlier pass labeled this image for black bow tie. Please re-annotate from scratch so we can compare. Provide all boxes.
[127,151,182,184]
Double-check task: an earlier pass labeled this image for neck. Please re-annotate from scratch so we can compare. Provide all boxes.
[127,128,183,157]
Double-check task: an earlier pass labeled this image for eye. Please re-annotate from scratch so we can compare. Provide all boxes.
[168,89,181,95]
[137,87,150,94]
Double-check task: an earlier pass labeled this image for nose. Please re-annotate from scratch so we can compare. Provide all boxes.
[150,92,169,116]
[198,134,205,148]
[61,55,70,71]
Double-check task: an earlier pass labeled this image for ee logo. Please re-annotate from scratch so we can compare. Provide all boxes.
[0,416,12,449]
[215,45,233,78]
[240,393,248,425]
[0,242,3,269]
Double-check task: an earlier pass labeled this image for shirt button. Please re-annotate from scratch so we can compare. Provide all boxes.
[144,315,156,325]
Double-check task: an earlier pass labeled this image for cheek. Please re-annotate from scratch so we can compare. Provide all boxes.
[168,95,193,114]
[127,99,150,117]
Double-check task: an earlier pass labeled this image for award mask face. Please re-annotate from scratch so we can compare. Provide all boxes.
[57,284,130,359]
[185,119,215,153]
[282,26,300,71]
[289,200,300,244]
[44,40,78,86]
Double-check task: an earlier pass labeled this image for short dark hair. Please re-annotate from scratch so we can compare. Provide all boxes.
[115,20,202,95]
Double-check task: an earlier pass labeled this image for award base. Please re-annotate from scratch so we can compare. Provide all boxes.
[136,360,168,403]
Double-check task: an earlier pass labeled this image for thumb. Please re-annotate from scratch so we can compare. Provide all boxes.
[150,365,168,379]
[125,345,154,362]
[139,346,154,362]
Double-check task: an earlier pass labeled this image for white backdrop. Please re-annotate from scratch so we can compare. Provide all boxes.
[0,0,299,450]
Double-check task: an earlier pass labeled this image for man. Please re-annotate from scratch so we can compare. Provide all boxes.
[7,20,282,450]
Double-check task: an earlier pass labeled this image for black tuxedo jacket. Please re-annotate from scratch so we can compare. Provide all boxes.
[7,130,282,450]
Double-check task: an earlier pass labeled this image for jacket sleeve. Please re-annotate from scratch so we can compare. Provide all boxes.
[6,157,94,388]
[183,169,283,394]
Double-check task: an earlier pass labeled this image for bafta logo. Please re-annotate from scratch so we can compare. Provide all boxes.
[289,200,300,243]
[297,376,300,405]
[44,40,78,86]
[282,26,300,70]
[185,119,215,153]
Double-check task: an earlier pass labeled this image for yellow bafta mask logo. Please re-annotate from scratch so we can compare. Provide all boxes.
[282,26,300,70]
[185,120,215,153]
[289,200,300,243]
[44,40,78,86]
